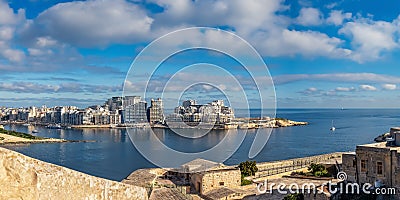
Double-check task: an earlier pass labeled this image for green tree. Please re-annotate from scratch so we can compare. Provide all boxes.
[239,160,258,177]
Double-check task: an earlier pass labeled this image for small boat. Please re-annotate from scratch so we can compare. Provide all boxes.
[47,124,62,129]
[32,130,39,133]
[330,120,336,131]
[22,123,31,126]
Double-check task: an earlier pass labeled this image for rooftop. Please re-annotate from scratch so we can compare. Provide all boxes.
[149,188,189,200]
[122,168,161,188]
[175,158,226,173]
[357,142,400,151]
[203,187,249,200]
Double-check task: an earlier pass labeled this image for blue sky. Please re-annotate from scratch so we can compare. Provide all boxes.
[0,0,400,108]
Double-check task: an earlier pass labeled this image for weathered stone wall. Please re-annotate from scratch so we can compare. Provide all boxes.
[0,147,148,200]
[342,153,356,182]
[356,145,392,186]
[255,152,344,178]
[342,144,400,200]
[200,169,241,194]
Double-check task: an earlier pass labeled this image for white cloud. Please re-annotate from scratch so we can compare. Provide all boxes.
[28,48,52,56]
[308,87,318,92]
[36,36,58,47]
[339,16,400,62]
[359,84,377,91]
[325,2,339,9]
[299,87,319,95]
[202,84,214,91]
[1,49,25,62]
[149,0,288,36]
[144,0,352,59]
[0,0,399,68]
[0,27,14,40]
[0,0,27,63]
[335,87,355,92]
[23,0,154,47]
[261,29,351,58]
[0,82,122,94]
[296,7,324,26]
[382,84,397,90]
[0,0,25,25]
[327,10,352,26]
[274,73,400,85]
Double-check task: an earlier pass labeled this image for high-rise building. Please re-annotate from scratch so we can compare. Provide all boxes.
[182,100,196,108]
[53,106,65,124]
[147,98,164,124]
[168,99,235,124]
[123,96,141,108]
[124,100,147,124]
[105,97,123,111]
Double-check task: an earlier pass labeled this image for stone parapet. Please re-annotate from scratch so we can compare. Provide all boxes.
[0,147,148,200]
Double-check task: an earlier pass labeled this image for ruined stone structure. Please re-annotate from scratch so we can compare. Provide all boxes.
[0,147,148,200]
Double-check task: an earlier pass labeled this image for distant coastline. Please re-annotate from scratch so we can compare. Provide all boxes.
[0,127,92,145]
[2,117,308,130]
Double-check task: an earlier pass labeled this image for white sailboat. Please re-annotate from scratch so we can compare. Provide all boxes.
[330,120,336,131]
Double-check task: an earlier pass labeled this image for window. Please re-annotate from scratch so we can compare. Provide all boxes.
[377,162,383,175]
[219,182,224,186]
[361,160,367,172]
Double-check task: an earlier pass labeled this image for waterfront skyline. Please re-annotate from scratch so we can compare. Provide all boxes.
[1,0,400,108]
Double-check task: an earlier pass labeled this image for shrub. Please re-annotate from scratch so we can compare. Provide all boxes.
[308,163,331,177]
[241,177,253,186]
[291,171,307,176]
[314,169,330,177]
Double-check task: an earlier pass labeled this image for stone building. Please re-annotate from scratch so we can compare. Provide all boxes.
[170,159,241,195]
[123,158,243,199]
[342,127,400,197]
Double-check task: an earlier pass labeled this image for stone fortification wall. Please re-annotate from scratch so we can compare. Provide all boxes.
[0,147,148,200]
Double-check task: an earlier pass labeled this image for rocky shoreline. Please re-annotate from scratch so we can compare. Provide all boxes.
[0,128,93,145]
[155,118,308,130]
[274,118,309,127]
